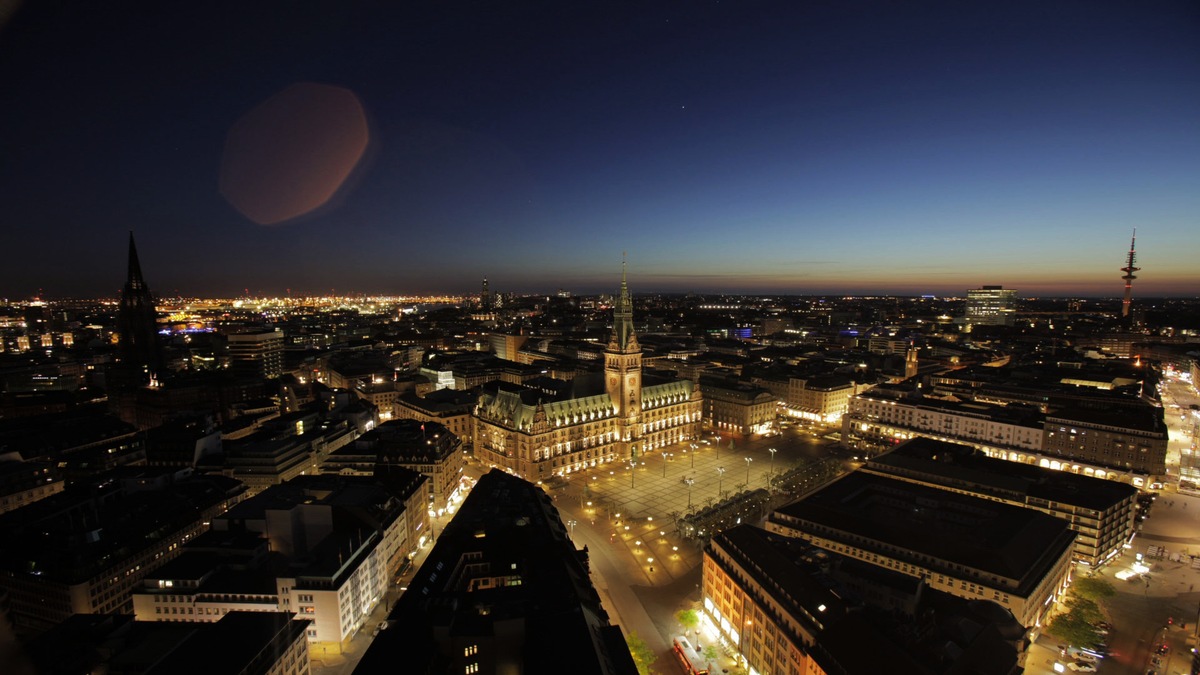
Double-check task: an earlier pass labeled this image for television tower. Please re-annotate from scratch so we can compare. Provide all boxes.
[1120,229,1139,319]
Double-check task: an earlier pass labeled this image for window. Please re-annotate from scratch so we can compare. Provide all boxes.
[466,665,479,674]
[465,645,478,656]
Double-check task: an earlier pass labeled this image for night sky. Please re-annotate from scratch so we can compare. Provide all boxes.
[1,1,1197,298]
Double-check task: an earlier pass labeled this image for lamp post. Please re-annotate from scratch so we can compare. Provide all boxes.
[717,466,726,497]
[744,456,753,485]
[630,459,637,488]
[684,477,695,509]
[663,453,672,478]
[689,443,696,468]
[768,447,777,488]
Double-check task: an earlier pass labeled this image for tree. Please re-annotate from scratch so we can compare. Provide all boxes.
[1072,577,1116,602]
[675,608,700,633]
[1047,612,1102,649]
[626,631,657,675]
[702,645,720,663]
[1063,596,1104,624]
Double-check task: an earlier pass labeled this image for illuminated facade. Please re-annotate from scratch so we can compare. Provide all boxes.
[473,263,702,479]
[134,473,428,647]
[964,285,1017,326]
[227,330,284,380]
[845,388,1165,487]
[1042,407,1168,479]
[702,526,847,675]
[785,375,855,423]
[700,377,776,436]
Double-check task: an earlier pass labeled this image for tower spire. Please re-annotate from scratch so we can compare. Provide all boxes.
[609,254,637,351]
[115,231,162,384]
[127,231,146,292]
[1120,229,1140,319]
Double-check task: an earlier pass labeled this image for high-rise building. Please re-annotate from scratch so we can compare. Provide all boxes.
[227,330,284,379]
[480,276,492,309]
[963,285,1017,326]
[115,232,163,383]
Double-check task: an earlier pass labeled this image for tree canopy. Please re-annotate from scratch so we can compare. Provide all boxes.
[626,631,657,675]
[675,609,700,632]
[1072,577,1116,601]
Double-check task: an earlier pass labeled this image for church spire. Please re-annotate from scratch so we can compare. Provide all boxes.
[116,231,162,381]
[126,231,147,292]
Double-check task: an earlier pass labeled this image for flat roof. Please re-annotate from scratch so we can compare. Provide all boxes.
[774,471,1076,585]
[870,436,1138,511]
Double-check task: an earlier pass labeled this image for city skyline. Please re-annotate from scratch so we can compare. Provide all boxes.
[1,1,1197,298]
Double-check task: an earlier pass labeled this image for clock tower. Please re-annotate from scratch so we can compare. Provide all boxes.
[605,257,643,459]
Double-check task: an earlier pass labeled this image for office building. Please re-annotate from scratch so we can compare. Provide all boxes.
[228,330,285,380]
[133,472,427,648]
[358,419,464,513]
[1042,405,1168,479]
[699,376,776,436]
[864,437,1137,566]
[0,469,247,635]
[21,611,310,675]
[964,286,1017,326]
[768,471,1076,629]
[703,525,1025,675]
[356,468,638,675]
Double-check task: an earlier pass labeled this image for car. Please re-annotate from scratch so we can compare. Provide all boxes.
[1068,664,1097,672]
[1072,652,1098,664]
[1156,643,1168,655]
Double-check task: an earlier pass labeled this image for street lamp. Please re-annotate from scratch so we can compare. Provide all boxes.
[630,459,637,488]
[689,443,696,468]
[717,466,726,497]
[744,456,753,485]
[768,448,777,488]
[684,477,695,508]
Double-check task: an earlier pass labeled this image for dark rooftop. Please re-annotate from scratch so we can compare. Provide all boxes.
[774,471,1076,586]
[870,436,1138,511]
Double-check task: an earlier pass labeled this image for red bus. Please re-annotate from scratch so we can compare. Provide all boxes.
[672,636,710,675]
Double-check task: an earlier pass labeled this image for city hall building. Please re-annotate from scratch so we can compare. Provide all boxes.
[473,264,702,479]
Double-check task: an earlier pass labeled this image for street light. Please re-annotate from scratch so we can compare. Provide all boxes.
[630,459,637,488]
[689,443,696,468]
[717,466,726,497]
[768,448,777,488]
[744,456,753,485]
[684,477,695,509]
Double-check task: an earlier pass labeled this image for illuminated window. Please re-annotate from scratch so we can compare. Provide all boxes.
[464,645,478,656]
[465,665,479,674]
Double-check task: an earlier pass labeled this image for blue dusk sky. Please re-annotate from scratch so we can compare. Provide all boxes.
[1,1,1197,298]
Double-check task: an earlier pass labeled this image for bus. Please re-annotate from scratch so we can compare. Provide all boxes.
[672,636,710,675]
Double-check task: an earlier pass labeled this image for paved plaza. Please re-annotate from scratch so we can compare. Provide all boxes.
[553,428,842,583]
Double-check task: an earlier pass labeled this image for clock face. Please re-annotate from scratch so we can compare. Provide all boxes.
[609,376,618,387]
